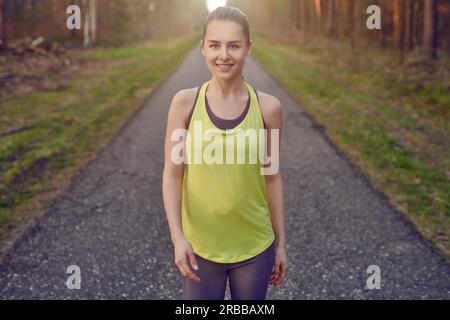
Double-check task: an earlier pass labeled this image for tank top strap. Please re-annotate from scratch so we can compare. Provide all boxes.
[186,80,266,131]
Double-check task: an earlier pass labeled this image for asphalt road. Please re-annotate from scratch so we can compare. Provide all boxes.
[0,46,449,299]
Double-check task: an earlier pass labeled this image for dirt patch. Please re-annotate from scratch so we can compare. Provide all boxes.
[0,40,130,101]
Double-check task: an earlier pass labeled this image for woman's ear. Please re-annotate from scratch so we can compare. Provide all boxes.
[200,40,205,56]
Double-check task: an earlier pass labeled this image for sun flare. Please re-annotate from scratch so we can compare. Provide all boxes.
[206,0,227,13]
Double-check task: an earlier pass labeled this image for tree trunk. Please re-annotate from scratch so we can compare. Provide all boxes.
[299,0,307,32]
[351,0,361,52]
[404,0,413,51]
[448,1,450,54]
[380,0,387,48]
[394,0,405,64]
[423,0,438,60]
[83,0,97,47]
[326,0,334,37]
[336,0,343,39]
[393,0,401,47]
[90,0,97,44]
[314,0,321,33]
[0,0,8,49]
[83,0,90,47]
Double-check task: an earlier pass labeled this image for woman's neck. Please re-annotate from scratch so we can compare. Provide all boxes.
[208,76,246,100]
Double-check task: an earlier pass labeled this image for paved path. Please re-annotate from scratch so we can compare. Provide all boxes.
[0,46,449,299]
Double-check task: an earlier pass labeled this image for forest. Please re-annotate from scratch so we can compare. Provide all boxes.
[0,0,448,61]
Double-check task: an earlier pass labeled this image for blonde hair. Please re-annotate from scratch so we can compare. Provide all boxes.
[201,6,251,47]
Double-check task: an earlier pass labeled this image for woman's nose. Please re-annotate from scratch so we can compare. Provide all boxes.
[220,47,229,60]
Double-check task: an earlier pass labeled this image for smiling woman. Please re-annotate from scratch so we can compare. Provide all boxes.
[206,0,227,12]
[162,5,288,301]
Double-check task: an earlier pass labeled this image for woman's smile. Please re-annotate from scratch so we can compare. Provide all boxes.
[216,63,234,71]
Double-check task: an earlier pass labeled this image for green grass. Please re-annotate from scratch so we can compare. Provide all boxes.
[0,33,199,232]
[251,35,450,256]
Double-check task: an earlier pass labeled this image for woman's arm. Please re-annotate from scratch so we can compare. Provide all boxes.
[261,94,288,286]
[162,90,200,282]
[266,173,286,248]
[162,91,187,244]
[262,95,286,249]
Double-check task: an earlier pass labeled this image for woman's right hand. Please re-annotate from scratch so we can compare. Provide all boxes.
[174,237,201,283]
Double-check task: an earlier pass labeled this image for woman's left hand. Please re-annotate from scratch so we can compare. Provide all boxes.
[270,244,288,286]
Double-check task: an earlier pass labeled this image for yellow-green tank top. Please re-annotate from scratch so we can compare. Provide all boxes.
[181,79,275,263]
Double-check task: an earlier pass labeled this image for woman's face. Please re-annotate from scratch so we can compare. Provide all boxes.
[201,19,252,81]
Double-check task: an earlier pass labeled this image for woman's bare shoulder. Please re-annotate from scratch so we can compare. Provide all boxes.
[170,87,199,118]
[255,90,282,126]
[172,87,198,107]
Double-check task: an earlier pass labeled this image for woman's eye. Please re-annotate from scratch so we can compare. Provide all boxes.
[209,44,239,49]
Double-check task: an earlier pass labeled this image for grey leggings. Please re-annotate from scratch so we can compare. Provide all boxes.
[182,240,276,300]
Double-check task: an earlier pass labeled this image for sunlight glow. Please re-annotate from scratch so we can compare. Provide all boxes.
[206,0,227,13]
